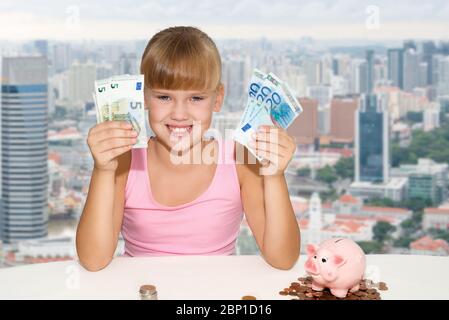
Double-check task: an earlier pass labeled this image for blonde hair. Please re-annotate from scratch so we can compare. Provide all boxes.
[140,26,222,91]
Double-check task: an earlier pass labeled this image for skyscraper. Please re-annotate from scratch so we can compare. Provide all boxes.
[355,94,389,183]
[420,41,437,86]
[287,98,318,145]
[434,56,449,97]
[222,56,250,112]
[34,40,48,57]
[366,50,375,94]
[0,57,49,243]
[388,48,404,89]
[330,97,359,144]
[67,62,96,105]
[403,49,420,92]
[349,59,367,94]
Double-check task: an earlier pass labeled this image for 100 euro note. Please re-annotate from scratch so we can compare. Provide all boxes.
[233,72,303,161]
[108,75,147,148]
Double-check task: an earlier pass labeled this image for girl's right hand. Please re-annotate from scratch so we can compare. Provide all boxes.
[87,121,138,172]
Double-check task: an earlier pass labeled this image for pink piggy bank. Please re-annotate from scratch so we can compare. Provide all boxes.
[304,238,366,298]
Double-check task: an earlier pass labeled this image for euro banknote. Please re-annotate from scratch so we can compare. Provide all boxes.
[233,71,303,161]
[93,75,147,148]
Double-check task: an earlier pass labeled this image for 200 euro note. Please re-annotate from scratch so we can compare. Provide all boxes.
[108,74,147,148]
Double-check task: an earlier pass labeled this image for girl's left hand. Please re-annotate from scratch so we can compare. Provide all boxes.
[248,125,296,176]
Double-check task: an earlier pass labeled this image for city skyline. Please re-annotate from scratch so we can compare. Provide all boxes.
[1,34,449,266]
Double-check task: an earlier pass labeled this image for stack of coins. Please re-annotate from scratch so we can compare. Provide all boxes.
[139,285,158,300]
[279,276,388,300]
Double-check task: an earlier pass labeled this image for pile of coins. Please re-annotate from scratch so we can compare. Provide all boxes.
[279,276,388,300]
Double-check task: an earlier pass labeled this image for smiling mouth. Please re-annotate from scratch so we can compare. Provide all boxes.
[165,124,193,135]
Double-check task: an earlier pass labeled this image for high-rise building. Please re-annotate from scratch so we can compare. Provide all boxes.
[0,56,49,243]
[117,53,138,75]
[434,56,449,97]
[355,94,389,183]
[423,107,440,132]
[418,62,429,87]
[306,85,332,107]
[387,48,404,89]
[222,56,250,112]
[420,41,437,85]
[67,62,96,105]
[349,59,367,94]
[403,49,420,92]
[303,58,322,86]
[34,40,48,57]
[365,50,375,94]
[287,98,318,145]
[391,158,448,205]
[330,97,359,144]
[52,43,72,73]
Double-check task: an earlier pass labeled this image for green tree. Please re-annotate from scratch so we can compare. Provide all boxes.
[373,221,397,242]
[402,198,432,212]
[356,241,383,254]
[393,236,415,248]
[297,167,311,177]
[334,157,354,179]
[392,121,449,167]
[316,165,338,185]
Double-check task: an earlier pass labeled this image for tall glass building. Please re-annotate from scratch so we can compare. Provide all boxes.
[388,48,404,89]
[0,57,48,243]
[355,94,390,184]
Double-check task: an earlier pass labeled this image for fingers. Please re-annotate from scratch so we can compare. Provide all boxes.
[89,120,132,135]
[251,126,292,149]
[248,140,284,156]
[100,144,133,163]
[88,121,137,145]
[96,137,137,154]
[93,127,137,145]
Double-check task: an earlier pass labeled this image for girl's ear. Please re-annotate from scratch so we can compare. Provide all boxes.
[213,84,225,112]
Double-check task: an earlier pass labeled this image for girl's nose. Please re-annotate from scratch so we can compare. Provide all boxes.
[170,101,188,120]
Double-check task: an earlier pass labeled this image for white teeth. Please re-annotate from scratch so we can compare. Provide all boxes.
[167,126,192,134]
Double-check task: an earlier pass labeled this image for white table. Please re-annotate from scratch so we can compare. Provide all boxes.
[0,255,448,300]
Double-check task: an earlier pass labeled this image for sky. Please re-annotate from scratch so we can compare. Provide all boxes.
[0,0,448,41]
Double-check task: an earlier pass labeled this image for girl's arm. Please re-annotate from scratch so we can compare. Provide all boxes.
[238,126,300,270]
[76,121,134,271]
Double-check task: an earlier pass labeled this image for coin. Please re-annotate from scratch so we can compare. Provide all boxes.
[242,295,257,300]
[280,275,387,300]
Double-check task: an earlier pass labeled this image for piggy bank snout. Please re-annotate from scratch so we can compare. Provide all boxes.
[305,257,319,274]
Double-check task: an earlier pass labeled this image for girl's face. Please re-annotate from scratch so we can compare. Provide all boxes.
[145,86,224,153]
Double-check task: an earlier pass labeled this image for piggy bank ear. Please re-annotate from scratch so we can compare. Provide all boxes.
[306,244,318,257]
[333,255,346,267]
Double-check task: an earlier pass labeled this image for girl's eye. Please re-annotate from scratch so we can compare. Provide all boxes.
[157,95,170,101]
[191,96,204,102]
[321,258,327,263]
[313,256,317,259]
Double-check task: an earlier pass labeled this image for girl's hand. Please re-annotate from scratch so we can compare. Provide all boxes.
[248,125,296,176]
[87,121,137,172]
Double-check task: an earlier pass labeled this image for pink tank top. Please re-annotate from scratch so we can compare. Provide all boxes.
[122,137,244,256]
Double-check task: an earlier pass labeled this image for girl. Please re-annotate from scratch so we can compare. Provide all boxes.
[76,26,300,271]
